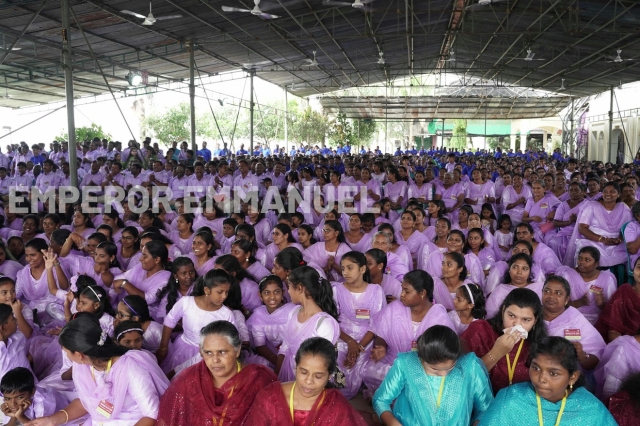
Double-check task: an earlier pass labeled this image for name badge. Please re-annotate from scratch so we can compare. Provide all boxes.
[589,285,603,294]
[563,329,581,341]
[540,203,549,209]
[97,399,114,418]
[411,341,418,351]
[355,309,370,319]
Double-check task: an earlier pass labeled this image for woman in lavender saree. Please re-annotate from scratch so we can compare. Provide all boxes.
[545,182,586,259]
[361,270,454,397]
[564,182,632,268]
[521,180,560,242]
[501,174,532,226]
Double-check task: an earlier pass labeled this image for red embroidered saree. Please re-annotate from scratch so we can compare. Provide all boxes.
[594,284,640,342]
[157,361,276,426]
[243,381,368,425]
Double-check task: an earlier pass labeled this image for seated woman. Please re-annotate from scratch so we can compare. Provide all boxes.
[556,247,616,325]
[546,182,586,260]
[28,315,169,425]
[485,253,544,319]
[461,288,547,394]
[259,224,304,271]
[157,320,277,426]
[245,337,368,425]
[231,238,271,283]
[361,270,454,397]
[594,335,640,400]
[371,232,409,281]
[114,295,163,354]
[484,240,545,296]
[365,248,402,303]
[594,256,640,343]
[608,372,640,426]
[432,252,473,310]
[541,276,605,378]
[344,213,374,254]
[394,211,430,269]
[377,223,412,272]
[374,325,492,426]
[513,222,562,276]
[424,230,484,286]
[478,336,617,425]
[304,220,351,282]
[465,227,497,277]
[565,181,632,268]
[521,180,561,241]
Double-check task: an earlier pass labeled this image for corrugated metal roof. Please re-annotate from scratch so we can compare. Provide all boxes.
[0,0,638,114]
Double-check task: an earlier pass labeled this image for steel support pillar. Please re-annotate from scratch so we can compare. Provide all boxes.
[61,0,77,188]
[189,41,196,152]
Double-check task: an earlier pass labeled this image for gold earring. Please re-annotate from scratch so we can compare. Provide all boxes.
[570,383,573,390]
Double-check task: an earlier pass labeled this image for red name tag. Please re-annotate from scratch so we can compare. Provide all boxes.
[97,399,114,418]
[564,329,581,341]
[411,341,418,351]
[355,309,370,319]
[589,285,603,294]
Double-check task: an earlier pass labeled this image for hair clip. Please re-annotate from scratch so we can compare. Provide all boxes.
[299,260,305,266]
[69,275,79,292]
[87,286,101,300]
[97,331,107,346]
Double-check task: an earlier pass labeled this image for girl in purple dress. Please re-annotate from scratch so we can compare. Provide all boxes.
[514,223,562,276]
[259,224,303,271]
[0,243,25,282]
[167,213,195,255]
[624,202,640,269]
[377,223,412,271]
[64,285,115,338]
[485,253,544,318]
[111,240,172,311]
[186,230,217,277]
[304,220,351,282]
[545,182,585,258]
[154,257,197,324]
[384,168,408,210]
[29,315,169,425]
[424,230,484,286]
[35,213,62,246]
[296,224,316,250]
[448,283,486,335]
[354,167,382,213]
[485,240,545,296]
[594,335,640,400]
[275,266,340,382]
[232,239,271,283]
[435,172,465,214]
[214,255,261,313]
[556,247,616,325]
[361,270,454,397]
[465,228,497,277]
[101,210,125,245]
[157,269,238,374]
[432,252,473,310]
[248,207,272,249]
[407,170,432,203]
[235,223,267,265]
[395,211,430,269]
[116,226,141,271]
[494,215,514,261]
[425,200,447,228]
[334,252,386,399]
[66,241,121,290]
[365,249,402,304]
[114,295,163,354]
[246,275,297,369]
[114,320,144,350]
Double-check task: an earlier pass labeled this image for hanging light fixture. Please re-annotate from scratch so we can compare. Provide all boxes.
[559,78,565,91]
[127,71,143,86]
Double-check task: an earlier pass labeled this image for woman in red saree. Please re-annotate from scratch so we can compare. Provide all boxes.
[157,320,276,426]
[460,287,547,394]
[594,257,640,343]
[608,372,640,426]
[244,337,368,426]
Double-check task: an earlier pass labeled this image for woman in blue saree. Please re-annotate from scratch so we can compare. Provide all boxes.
[479,336,617,425]
[373,325,493,426]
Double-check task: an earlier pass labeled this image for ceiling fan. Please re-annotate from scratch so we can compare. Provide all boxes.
[377,52,385,65]
[222,0,281,19]
[304,51,319,67]
[322,0,374,11]
[121,1,183,26]
[516,49,546,61]
[466,0,509,11]
[442,51,456,62]
[606,49,638,63]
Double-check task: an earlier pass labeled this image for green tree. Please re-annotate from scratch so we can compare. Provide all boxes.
[328,113,353,147]
[55,123,112,143]
[448,119,468,150]
[293,107,329,146]
[142,103,191,145]
[352,119,377,148]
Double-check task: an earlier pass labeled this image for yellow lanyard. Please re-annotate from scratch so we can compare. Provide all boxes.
[506,340,525,385]
[536,392,567,426]
[91,358,112,382]
[213,361,242,426]
[289,382,326,424]
[436,376,446,408]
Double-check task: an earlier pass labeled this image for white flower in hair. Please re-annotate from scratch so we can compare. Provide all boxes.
[97,331,107,346]
[70,275,79,292]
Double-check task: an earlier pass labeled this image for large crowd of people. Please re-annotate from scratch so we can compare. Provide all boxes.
[0,137,637,424]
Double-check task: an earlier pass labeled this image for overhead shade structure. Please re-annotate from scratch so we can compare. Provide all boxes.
[320,96,572,120]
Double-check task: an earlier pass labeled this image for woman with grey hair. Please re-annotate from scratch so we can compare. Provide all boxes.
[371,231,408,281]
[157,320,277,426]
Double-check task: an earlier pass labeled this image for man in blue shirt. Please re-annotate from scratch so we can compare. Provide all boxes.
[360,146,367,155]
[236,144,248,156]
[494,147,502,159]
[31,144,45,167]
[219,143,229,157]
[197,141,212,162]
[262,146,271,157]
[290,146,297,156]
[419,146,427,155]
[394,147,402,156]
[374,146,382,155]
[336,144,345,155]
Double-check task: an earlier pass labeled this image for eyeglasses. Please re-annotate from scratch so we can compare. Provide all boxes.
[115,312,132,319]
[321,228,333,234]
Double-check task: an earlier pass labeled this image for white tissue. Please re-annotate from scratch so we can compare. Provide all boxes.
[503,324,528,340]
